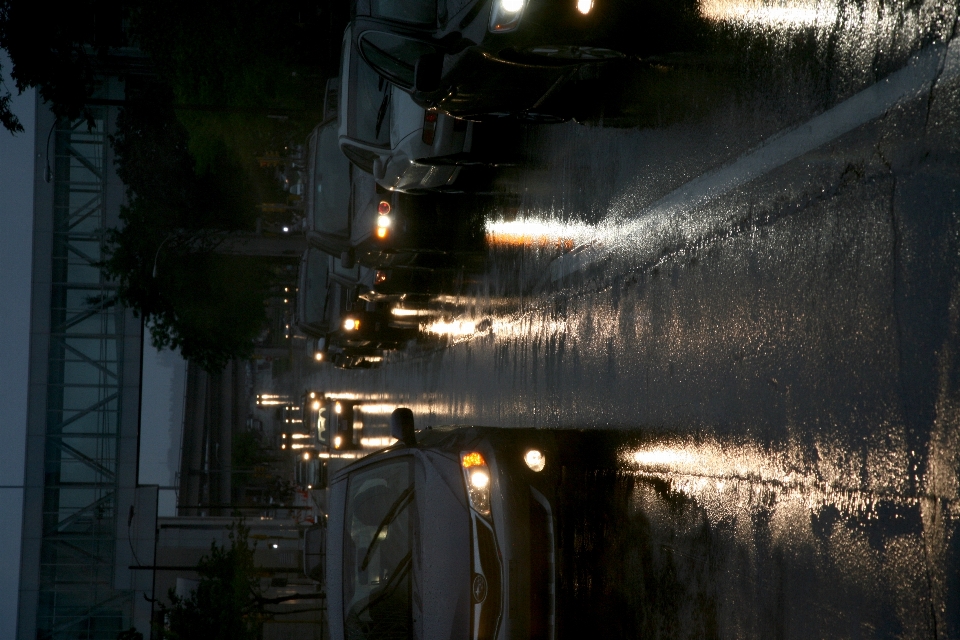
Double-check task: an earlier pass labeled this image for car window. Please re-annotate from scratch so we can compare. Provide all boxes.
[312,125,351,235]
[370,0,436,25]
[301,248,330,327]
[359,31,436,89]
[349,52,393,146]
[318,408,328,445]
[342,457,415,640]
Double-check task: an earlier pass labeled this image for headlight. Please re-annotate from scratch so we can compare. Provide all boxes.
[489,0,525,32]
[461,451,491,517]
[343,318,360,331]
[376,211,391,240]
[524,449,546,472]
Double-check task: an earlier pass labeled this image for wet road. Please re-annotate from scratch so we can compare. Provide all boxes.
[306,1,960,637]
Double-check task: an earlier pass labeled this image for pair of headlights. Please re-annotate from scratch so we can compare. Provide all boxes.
[490,0,594,32]
[460,449,546,517]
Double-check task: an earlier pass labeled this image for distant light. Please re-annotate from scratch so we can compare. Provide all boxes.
[307,485,313,489]
[334,402,342,414]
[303,452,311,460]
[360,436,399,447]
[334,435,343,448]
[282,226,289,233]
[312,401,320,411]
[272,543,278,549]
[343,318,359,331]
[309,392,316,398]
[314,351,324,361]
[281,444,286,449]
[576,0,592,13]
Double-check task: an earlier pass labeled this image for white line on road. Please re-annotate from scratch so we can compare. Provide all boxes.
[550,37,960,282]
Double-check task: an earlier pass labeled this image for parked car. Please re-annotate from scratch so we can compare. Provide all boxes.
[346,0,691,120]
[325,408,562,640]
[296,247,407,368]
[339,30,477,193]
[283,391,359,455]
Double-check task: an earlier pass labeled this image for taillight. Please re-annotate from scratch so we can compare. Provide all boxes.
[378,200,391,215]
[422,109,438,145]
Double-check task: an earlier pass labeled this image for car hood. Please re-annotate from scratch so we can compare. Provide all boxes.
[416,451,471,640]
[391,87,426,151]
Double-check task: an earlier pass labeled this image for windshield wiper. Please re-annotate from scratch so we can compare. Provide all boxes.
[354,551,412,618]
[374,86,390,139]
[360,485,414,571]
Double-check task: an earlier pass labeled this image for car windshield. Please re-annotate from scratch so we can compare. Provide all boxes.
[350,51,393,146]
[342,458,416,640]
[370,0,436,25]
[311,123,351,235]
[359,32,437,90]
[301,247,330,326]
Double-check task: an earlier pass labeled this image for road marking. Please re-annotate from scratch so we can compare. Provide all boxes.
[550,37,960,282]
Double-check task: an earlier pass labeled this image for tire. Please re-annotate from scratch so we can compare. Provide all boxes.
[522,45,626,63]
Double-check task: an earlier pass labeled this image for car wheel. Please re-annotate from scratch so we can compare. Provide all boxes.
[523,45,626,62]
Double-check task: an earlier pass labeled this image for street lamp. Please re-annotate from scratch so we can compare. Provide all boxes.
[151,234,180,278]
[43,119,57,184]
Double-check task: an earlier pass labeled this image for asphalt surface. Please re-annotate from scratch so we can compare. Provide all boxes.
[304,1,960,636]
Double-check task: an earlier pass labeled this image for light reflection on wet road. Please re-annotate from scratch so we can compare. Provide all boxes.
[306,0,960,636]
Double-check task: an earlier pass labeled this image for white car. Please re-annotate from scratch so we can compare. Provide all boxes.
[338,26,476,194]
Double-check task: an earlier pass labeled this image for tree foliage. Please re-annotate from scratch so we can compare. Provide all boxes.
[0,0,124,132]
[102,83,273,372]
[156,522,264,640]
[1,0,347,134]
[151,521,324,640]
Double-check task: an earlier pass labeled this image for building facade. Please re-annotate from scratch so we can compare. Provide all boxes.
[17,83,157,640]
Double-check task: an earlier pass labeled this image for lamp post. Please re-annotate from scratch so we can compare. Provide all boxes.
[42,119,57,183]
[151,233,180,278]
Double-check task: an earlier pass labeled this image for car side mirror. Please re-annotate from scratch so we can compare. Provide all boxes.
[340,250,355,269]
[390,408,417,446]
[372,157,386,180]
[414,53,444,93]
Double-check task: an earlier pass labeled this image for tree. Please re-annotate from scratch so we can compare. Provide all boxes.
[152,521,324,640]
[0,0,126,133]
[101,83,277,372]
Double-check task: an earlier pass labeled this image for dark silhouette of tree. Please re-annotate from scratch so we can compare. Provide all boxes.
[1,0,347,134]
[151,521,324,640]
[101,83,274,372]
[0,0,126,133]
